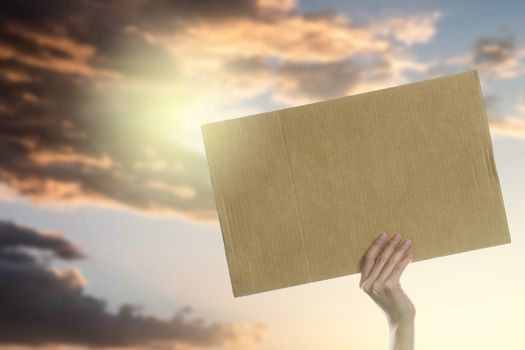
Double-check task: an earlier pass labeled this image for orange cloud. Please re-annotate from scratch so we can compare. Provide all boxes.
[257,0,296,13]
[0,67,34,82]
[488,92,525,138]
[489,117,525,138]
[133,8,441,109]
[6,22,96,61]
[28,150,113,169]
[376,11,442,45]
[162,15,391,64]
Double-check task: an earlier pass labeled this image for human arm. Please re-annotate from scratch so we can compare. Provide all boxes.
[359,232,415,350]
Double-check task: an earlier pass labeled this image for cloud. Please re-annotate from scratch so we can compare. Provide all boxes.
[151,9,441,107]
[489,117,525,138]
[446,36,525,79]
[273,55,393,104]
[0,0,260,27]
[0,17,218,221]
[473,36,525,78]
[221,55,378,104]
[375,11,442,46]
[0,220,266,349]
[0,221,84,259]
[0,22,118,79]
[487,92,525,139]
[274,59,365,103]
[473,37,515,64]
[156,9,441,65]
[0,0,446,221]
[159,13,391,64]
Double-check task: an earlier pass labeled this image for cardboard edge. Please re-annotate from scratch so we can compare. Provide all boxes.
[473,70,512,245]
[200,124,241,298]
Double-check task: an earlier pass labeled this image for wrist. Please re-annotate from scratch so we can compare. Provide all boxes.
[388,315,415,329]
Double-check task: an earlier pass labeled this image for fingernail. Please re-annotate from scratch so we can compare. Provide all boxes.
[378,232,387,241]
[393,233,401,242]
[403,239,412,247]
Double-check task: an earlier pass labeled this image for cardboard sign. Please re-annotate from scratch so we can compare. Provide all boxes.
[201,70,511,297]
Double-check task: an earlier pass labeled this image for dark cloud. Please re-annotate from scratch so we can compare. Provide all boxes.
[0,68,217,220]
[137,0,259,21]
[0,0,263,71]
[0,1,219,220]
[225,56,272,75]
[430,34,524,82]
[276,59,365,101]
[0,221,83,259]
[0,0,259,23]
[0,0,260,43]
[224,55,392,103]
[0,0,286,222]
[466,35,524,79]
[473,36,515,65]
[289,58,388,103]
[0,220,265,348]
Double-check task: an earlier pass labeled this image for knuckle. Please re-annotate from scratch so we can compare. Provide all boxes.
[384,281,396,291]
[377,255,387,265]
[371,282,383,295]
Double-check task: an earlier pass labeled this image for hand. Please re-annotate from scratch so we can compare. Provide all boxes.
[359,232,415,326]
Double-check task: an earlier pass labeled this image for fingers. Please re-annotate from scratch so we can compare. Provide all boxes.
[386,251,413,285]
[361,233,402,290]
[374,238,412,286]
[359,232,388,288]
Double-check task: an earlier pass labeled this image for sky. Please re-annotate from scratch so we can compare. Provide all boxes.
[0,0,525,349]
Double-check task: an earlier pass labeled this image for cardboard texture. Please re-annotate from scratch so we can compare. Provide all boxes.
[201,70,511,297]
